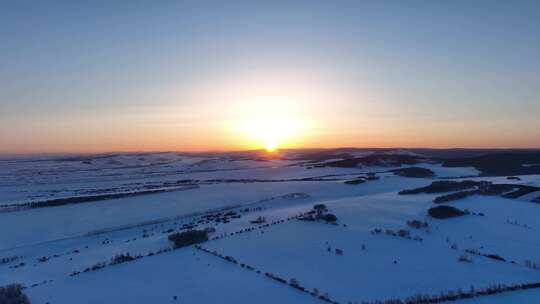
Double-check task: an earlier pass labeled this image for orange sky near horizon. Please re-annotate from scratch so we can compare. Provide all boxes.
[2,2,540,154]
[3,107,539,154]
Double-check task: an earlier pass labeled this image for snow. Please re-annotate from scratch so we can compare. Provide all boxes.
[1,152,539,303]
[25,247,322,304]
[203,192,539,303]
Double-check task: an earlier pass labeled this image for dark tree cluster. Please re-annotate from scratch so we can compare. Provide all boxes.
[428,205,467,219]
[400,180,539,203]
[299,205,338,223]
[399,180,481,195]
[442,152,540,176]
[168,230,209,248]
[324,154,423,168]
[359,282,540,304]
[391,167,435,178]
[0,284,30,304]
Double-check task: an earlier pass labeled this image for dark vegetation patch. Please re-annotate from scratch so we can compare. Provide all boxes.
[399,180,481,195]
[434,184,539,203]
[168,230,209,249]
[502,185,540,199]
[428,205,467,219]
[298,204,338,223]
[324,154,423,168]
[442,152,540,176]
[0,284,30,304]
[400,180,540,203]
[291,150,354,162]
[434,191,478,204]
[391,167,435,178]
[486,254,506,262]
[4,187,193,210]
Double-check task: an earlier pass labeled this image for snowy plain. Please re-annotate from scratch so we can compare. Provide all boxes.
[1,151,539,303]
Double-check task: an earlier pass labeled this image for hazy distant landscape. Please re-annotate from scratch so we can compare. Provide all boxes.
[2,149,540,303]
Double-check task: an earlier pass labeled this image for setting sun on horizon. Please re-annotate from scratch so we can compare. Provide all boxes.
[226,97,312,152]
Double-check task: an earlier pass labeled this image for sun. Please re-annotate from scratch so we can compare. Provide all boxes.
[234,113,299,152]
[265,140,278,152]
[230,98,312,152]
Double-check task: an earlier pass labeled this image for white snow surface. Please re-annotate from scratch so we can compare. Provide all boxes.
[0,152,539,303]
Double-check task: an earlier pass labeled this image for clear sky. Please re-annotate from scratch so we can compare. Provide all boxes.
[1,0,539,153]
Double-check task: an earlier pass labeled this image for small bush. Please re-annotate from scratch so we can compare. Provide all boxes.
[428,205,466,219]
[0,284,30,304]
[168,230,208,248]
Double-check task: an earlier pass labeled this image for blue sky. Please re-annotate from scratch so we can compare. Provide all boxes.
[1,1,539,152]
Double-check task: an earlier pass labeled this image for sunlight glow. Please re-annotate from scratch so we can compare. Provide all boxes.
[230,97,309,151]
[265,140,278,152]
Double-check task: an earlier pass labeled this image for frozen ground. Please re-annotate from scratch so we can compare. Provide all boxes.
[1,151,539,303]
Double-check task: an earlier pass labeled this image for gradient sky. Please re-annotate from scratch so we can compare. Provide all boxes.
[1,0,540,153]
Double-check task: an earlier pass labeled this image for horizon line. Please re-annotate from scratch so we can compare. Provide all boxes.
[2,146,540,157]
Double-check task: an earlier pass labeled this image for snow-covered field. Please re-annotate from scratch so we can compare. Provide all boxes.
[1,151,539,303]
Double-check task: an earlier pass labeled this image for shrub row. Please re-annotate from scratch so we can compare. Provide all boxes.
[210,214,304,241]
[358,282,540,304]
[370,228,423,242]
[399,180,481,195]
[0,256,19,265]
[70,248,172,277]
[465,249,507,262]
[196,245,340,304]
